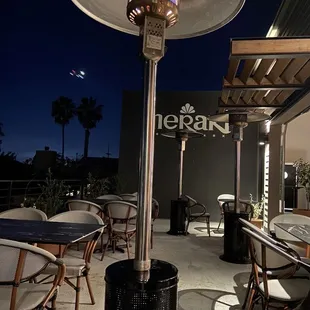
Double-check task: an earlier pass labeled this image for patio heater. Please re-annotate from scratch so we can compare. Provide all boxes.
[72,0,246,308]
[209,111,270,264]
[162,129,204,235]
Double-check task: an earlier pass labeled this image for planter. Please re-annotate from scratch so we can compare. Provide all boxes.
[250,218,263,229]
[37,243,66,257]
[293,209,310,217]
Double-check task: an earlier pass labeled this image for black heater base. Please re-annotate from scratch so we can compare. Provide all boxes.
[167,199,187,235]
[105,259,178,310]
[220,211,251,264]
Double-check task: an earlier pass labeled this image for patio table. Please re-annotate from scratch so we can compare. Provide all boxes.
[275,223,310,310]
[0,218,104,244]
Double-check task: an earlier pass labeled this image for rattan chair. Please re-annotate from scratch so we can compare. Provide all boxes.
[96,194,123,200]
[0,207,47,221]
[101,201,137,260]
[183,195,210,236]
[0,238,65,310]
[119,194,138,201]
[239,218,309,309]
[242,227,310,309]
[216,194,234,231]
[42,211,104,310]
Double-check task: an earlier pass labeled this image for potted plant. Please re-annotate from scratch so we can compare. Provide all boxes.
[85,173,108,198]
[249,194,264,229]
[24,169,69,255]
[293,158,310,216]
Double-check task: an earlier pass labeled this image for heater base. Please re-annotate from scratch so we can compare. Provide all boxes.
[167,199,187,235]
[105,259,178,310]
[220,211,251,265]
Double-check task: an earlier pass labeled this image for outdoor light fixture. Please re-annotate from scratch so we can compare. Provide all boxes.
[162,129,204,198]
[72,0,246,308]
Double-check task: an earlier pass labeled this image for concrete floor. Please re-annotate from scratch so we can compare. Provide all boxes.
[55,219,252,310]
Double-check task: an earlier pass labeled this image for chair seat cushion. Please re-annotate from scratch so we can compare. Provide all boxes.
[43,257,88,277]
[113,223,136,233]
[0,282,54,310]
[259,279,310,301]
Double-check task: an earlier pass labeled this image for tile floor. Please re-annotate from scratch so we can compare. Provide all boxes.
[56,219,252,310]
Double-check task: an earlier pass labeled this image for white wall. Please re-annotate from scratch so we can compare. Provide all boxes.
[285,112,310,208]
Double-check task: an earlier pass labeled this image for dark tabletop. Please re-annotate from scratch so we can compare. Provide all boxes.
[0,218,104,244]
[275,223,310,245]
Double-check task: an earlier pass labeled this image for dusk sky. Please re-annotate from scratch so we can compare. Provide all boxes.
[2,0,281,160]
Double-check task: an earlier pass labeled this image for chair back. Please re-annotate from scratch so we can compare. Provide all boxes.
[97,194,122,200]
[49,211,104,262]
[120,194,137,201]
[239,218,294,270]
[105,201,137,220]
[184,195,207,217]
[66,199,102,214]
[0,208,47,221]
[217,194,234,206]
[222,201,253,218]
[152,198,159,220]
[270,214,310,242]
[0,238,64,309]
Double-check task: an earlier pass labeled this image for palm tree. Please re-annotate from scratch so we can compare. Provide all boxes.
[76,97,103,158]
[51,96,75,161]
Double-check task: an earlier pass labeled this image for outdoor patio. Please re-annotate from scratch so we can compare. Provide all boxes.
[56,219,251,310]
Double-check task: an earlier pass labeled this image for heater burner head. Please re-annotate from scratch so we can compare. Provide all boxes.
[161,129,204,141]
[127,0,179,28]
[208,111,270,125]
[71,0,246,39]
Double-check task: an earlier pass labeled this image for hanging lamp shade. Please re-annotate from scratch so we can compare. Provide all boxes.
[208,111,270,123]
[161,129,204,140]
[71,0,246,39]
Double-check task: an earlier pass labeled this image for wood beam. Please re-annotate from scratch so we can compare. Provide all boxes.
[243,91,255,103]
[218,98,283,108]
[223,77,303,91]
[226,59,240,83]
[275,90,294,104]
[240,59,257,83]
[230,38,310,59]
[253,59,276,83]
[296,60,310,83]
[280,57,309,83]
[267,59,292,82]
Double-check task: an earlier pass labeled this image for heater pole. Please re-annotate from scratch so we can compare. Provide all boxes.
[234,139,241,213]
[134,59,157,281]
[178,141,185,198]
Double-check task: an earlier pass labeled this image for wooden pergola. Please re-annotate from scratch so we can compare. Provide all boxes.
[219,37,310,116]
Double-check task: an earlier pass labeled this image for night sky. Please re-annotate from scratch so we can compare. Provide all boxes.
[2,0,281,160]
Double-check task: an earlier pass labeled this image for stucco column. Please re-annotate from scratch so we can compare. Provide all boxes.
[265,124,286,230]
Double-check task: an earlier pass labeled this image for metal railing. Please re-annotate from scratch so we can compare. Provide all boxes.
[0,179,83,211]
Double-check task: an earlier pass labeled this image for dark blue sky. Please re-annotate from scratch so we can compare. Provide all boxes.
[2,0,281,160]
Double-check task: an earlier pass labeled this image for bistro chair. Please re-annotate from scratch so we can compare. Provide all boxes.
[0,238,65,310]
[239,218,310,309]
[242,227,310,309]
[271,214,310,257]
[0,207,47,221]
[101,201,137,260]
[216,194,234,231]
[120,193,138,201]
[97,194,123,200]
[66,200,104,251]
[42,211,104,310]
[183,195,210,237]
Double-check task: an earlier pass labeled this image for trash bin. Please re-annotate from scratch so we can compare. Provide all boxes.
[220,201,252,264]
[167,199,187,235]
[105,259,178,310]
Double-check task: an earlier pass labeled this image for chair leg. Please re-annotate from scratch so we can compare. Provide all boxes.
[206,217,211,237]
[185,219,190,235]
[77,242,80,252]
[217,216,223,231]
[100,235,111,261]
[151,225,154,249]
[75,277,81,310]
[247,288,256,310]
[85,274,95,305]
[126,237,131,259]
[242,273,254,309]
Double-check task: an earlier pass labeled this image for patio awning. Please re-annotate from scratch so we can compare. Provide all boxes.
[219,37,310,116]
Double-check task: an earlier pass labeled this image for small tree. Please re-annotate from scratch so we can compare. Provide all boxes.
[294,158,310,209]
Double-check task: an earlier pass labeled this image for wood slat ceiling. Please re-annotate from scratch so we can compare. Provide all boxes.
[219,37,310,115]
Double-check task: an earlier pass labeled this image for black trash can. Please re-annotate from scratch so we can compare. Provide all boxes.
[167,199,187,235]
[105,259,178,310]
[220,202,252,264]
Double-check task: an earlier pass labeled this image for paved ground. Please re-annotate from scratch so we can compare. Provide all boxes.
[55,219,252,310]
